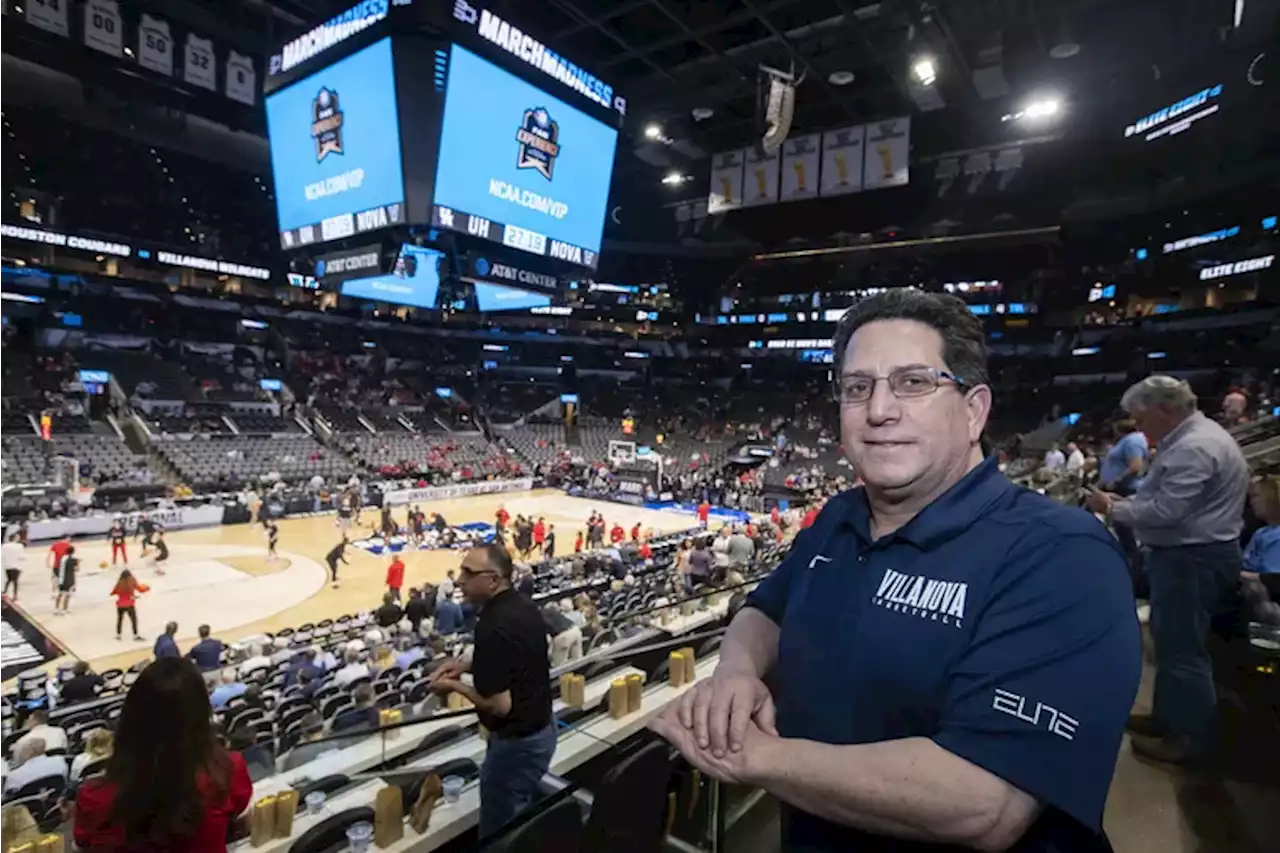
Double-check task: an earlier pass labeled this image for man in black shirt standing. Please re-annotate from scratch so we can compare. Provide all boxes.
[404,586,433,634]
[60,661,104,704]
[428,544,555,837]
[374,592,403,628]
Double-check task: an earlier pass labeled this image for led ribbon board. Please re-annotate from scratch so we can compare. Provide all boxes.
[1198,255,1274,280]
[269,0,391,76]
[1163,226,1239,253]
[1124,84,1223,142]
[451,1,625,117]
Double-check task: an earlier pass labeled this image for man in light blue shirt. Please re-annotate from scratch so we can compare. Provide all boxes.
[394,636,425,669]
[1098,421,1148,495]
[4,739,67,795]
[1244,526,1280,574]
[210,670,248,709]
[435,595,464,635]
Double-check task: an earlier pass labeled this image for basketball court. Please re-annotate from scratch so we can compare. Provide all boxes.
[4,489,701,680]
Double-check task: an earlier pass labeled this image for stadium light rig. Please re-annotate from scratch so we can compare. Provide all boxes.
[911,56,937,86]
[1002,96,1063,124]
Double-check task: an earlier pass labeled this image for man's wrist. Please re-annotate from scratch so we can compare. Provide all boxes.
[743,730,788,788]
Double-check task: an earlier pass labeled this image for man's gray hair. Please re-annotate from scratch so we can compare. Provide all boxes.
[1120,375,1198,415]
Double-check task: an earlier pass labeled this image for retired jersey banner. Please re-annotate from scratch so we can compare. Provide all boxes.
[863,116,911,190]
[225,50,257,106]
[138,14,174,76]
[83,0,122,57]
[779,133,821,202]
[819,125,865,197]
[708,149,746,214]
[742,146,781,207]
[184,34,217,91]
[26,0,70,37]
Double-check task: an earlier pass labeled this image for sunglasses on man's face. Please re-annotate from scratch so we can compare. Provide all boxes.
[459,566,498,581]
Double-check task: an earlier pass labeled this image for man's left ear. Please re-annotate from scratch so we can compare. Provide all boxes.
[965,385,993,442]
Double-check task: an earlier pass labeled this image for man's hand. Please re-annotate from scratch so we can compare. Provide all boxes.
[1083,488,1114,515]
[676,669,777,758]
[427,658,466,685]
[650,701,771,786]
[429,676,463,696]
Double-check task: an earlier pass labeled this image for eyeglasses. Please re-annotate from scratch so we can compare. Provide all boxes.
[832,367,966,405]
[459,567,497,580]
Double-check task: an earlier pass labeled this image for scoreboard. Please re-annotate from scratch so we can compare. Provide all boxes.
[262,2,621,272]
[429,45,617,269]
[265,38,407,249]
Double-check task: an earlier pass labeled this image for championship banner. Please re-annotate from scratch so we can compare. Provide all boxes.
[83,0,122,57]
[138,14,174,76]
[383,477,533,506]
[184,34,217,91]
[708,149,746,214]
[779,133,821,203]
[819,125,865,197]
[742,146,781,207]
[26,0,70,37]
[863,116,911,190]
[225,50,257,106]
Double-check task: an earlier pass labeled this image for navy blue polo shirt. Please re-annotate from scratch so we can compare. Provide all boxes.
[746,457,1140,852]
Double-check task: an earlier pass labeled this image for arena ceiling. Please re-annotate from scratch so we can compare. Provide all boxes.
[228,0,1269,250]
[248,0,1252,157]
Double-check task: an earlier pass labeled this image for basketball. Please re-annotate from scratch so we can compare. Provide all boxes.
[99,560,108,569]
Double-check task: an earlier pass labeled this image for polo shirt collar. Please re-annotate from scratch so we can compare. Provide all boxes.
[839,455,1011,550]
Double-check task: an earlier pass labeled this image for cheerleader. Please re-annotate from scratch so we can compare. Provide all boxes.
[110,568,148,641]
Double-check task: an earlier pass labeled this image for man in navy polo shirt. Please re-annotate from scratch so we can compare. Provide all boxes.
[651,290,1140,852]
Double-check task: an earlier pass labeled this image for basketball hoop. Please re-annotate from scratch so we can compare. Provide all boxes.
[607,440,637,466]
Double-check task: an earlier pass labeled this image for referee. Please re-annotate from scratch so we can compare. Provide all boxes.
[651,290,1140,852]
[428,544,554,837]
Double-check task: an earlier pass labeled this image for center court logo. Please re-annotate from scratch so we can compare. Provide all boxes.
[872,567,968,628]
[516,107,560,180]
[312,87,344,160]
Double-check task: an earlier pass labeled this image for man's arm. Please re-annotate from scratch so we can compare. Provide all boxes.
[436,679,512,718]
[750,735,1039,852]
[717,606,780,678]
[1110,445,1209,529]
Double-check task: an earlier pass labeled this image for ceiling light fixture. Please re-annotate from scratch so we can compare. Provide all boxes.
[661,172,686,185]
[644,123,663,140]
[828,70,855,86]
[911,56,937,86]
[1001,95,1064,123]
[1049,41,1080,59]
[691,107,714,121]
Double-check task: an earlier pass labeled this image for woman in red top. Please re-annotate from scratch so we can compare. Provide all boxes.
[75,658,252,852]
[109,569,148,641]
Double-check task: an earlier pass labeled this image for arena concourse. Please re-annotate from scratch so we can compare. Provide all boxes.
[1,0,1278,851]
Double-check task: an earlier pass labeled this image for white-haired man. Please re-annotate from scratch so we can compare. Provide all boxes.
[1086,375,1249,764]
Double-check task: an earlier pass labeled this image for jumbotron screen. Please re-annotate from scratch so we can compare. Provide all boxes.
[339,245,445,309]
[265,38,407,249]
[430,45,618,269]
[474,282,552,312]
